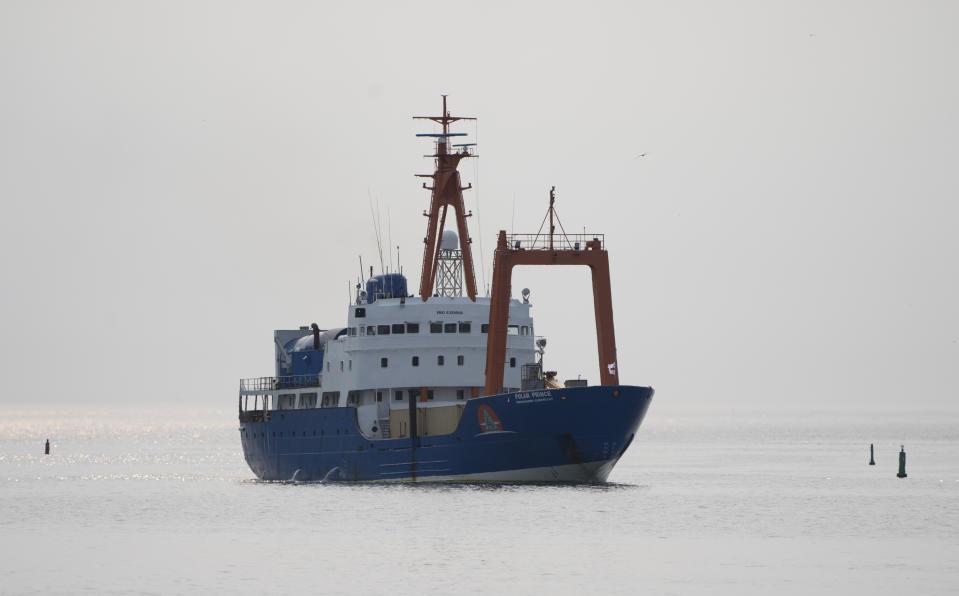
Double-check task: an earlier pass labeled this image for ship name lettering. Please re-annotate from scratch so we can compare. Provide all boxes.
[514,391,553,403]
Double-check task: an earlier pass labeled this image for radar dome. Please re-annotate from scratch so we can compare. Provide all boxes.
[441,229,459,250]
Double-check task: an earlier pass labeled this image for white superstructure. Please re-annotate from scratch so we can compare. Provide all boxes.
[244,292,538,440]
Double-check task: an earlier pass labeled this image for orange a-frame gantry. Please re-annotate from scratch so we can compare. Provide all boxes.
[414,96,478,301]
[483,188,619,396]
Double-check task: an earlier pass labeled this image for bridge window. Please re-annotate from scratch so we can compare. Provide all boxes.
[481,323,489,333]
[521,326,529,336]
[299,393,317,409]
[457,355,464,366]
[456,389,465,400]
[367,326,375,336]
[392,323,405,334]
[377,325,391,335]
[458,322,471,333]
[355,307,366,318]
[348,327,357,337]
[321,391,340,407]
[430,321,442,333]
[510,357,516,368]
[427,390,435,401]
[437,355,444,366]
[412,356,419,367]
[508,325,520,335]
[394,390,403,401]
[406,322,420,333]
[376,391,383,402]
[444,323,456,333]
[339,361,343,372]
[381,357,388,368]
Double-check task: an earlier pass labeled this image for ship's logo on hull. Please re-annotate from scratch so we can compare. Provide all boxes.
[477,405,503,433]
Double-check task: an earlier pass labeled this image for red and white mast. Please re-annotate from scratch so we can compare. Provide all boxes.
[413,96,478,301]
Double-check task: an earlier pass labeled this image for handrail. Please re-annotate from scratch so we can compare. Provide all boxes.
[507,233,604,251]
[239,374,322,393]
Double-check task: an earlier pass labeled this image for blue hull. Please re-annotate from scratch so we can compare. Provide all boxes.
[239,385,653,482]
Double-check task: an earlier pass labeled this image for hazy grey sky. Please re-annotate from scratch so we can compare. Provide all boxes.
[1,1,956,409]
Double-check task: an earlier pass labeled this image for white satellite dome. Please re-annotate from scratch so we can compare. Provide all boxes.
[441,229,459,250]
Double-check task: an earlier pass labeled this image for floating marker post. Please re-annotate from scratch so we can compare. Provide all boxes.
[44,439,50,455]
[869,443,875,465]
[897,445,907,478]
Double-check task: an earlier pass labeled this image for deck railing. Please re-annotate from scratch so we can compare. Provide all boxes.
[239,374,322,394]
[506,233,604,251]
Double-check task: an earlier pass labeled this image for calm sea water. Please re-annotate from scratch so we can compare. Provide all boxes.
[1,404,957,595]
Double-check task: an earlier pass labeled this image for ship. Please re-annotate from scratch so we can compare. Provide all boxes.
[237,97,654,482]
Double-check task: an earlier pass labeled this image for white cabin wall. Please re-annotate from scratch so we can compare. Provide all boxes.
[258,295,538,411]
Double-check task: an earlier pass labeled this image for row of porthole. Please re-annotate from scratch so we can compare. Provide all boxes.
[377,355,517,368]
[327,355,517,372]
[244,429,344,439]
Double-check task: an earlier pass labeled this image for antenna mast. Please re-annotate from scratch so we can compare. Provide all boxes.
[413,96,478,301]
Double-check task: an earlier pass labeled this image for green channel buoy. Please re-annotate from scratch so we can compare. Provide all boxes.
[897,445,907,478]
[869,443,875,465]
